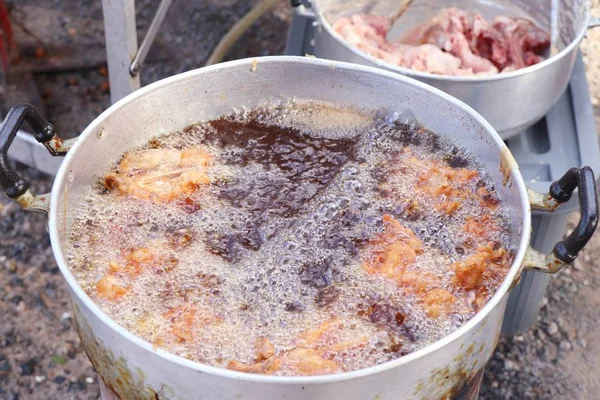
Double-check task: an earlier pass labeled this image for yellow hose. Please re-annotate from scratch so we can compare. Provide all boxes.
[206,0,282,66]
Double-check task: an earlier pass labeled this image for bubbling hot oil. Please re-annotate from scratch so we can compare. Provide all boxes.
[67,101,515,376]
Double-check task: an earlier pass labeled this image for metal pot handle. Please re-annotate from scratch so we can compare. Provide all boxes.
[0,103,74,213]
[524,167,598,274]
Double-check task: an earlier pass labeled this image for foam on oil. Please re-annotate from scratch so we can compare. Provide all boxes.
[67,100,514,375]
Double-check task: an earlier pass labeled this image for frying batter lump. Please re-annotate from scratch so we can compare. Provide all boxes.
[68,101,514,376]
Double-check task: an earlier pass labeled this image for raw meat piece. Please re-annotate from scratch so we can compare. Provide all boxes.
[404,8,498,73]
[470,14,508,68]
[493,16,549,70]
[385,43,466,76]
[332,8,550,76]
[333,14,470,76]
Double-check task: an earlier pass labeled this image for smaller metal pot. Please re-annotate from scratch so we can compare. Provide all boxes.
[304,0,593,139]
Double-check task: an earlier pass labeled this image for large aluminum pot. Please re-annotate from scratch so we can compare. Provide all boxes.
[0,56,597,400]
[307,0,591,139]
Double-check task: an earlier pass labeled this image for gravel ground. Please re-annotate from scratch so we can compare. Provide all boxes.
[0,1,599,399]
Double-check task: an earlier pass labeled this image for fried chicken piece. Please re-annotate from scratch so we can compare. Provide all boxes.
[104,147,212,202]
[463,214,500,240]
[296,318,369,352]
[255,336,276,361]
[228,320,367,376]
[227,356,283,375]
[327,335,370,352]
[436,200,460,215]
[297,318,345,348]
[228,349,339,376]
[397,269,441,295]
[163,305,197,343]
[283,348,340,375]
[453,257,486,291]
[415,161,478,214]
[363,214,424,281]
[96,274,129,301]
[226,337,283,374]
[476,186,500,209]
[422,288,456,318]
[108,244,171,277]
[452,243,511,291]
[108,232,194,278]
[163,303,221,343]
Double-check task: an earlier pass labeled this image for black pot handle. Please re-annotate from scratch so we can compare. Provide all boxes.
[0,103,67,199]
[549,167,598,263]
[524,167,598,275]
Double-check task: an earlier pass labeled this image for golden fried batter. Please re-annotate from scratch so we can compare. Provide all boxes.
[227,319,368,375]
[104,147,212,202]
[363,214,424,281]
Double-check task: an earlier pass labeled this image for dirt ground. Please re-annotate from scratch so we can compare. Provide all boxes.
[0,1,600,399]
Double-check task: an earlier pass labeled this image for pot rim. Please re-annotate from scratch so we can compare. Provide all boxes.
[311,0,590,83]
[48,56,531,384]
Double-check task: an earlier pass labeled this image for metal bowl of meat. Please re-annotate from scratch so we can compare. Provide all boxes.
[307,0,592,138]
[0,56,597,400]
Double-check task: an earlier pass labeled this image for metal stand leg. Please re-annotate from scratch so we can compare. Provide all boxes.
[284,6,316,56]
[130,0,172,76]
[102,0,140,104]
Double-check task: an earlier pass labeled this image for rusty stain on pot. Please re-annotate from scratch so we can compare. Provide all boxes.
[499,146,517,187]
[522,249,567,274]
[45,133,72,156]
[72,302,171,400]
[444,368,485,400]
[15,190,50,214]
[527,187,561,212]
[415,366,484,400]
[414,341,489,400]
